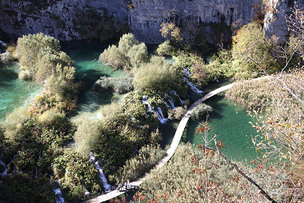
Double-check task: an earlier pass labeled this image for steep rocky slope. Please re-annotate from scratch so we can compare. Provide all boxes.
[0,0,260,43]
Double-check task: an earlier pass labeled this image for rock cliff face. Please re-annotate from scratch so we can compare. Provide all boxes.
[264,0,303,42]
[0,0,279,43]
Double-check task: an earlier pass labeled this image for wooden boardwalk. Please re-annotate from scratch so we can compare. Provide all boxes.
[86,83,234,203]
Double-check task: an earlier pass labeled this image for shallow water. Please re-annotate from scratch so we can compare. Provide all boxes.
[0,62,42,120]
[183,95,259,162]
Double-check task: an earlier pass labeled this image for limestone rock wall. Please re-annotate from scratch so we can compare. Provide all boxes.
[0,0,281,43]
[129,0,260,43]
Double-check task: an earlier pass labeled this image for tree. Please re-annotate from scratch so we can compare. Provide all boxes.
[160,22,183,43]
[17,33,61,79]
[132,56,177,92]
[232,22,277,77]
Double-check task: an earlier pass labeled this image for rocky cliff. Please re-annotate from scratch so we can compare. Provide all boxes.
[0,0,290,43]
[264,0,304,43]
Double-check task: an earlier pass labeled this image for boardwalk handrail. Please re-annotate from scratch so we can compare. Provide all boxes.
[86,83,234,203]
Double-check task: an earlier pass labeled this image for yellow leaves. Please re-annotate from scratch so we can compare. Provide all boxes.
[265,135,268,141]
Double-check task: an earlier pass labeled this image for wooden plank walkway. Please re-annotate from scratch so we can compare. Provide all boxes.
[86,83,234,203]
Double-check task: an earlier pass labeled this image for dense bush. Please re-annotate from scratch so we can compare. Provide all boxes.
[98,45,126,69]
[2,107,29,142]
[17,33,61,79]
[190,103,213,120]
[168,106,187,120]
[99,33,148,71]
[231,22,277,78]
[74,119,102,156]
[52,149,102,202]
[133,56,177,92]
[0,173,55,203]
[94,76,133,94]
[35,46,73,84]
[156,40,172,56]
[0,51,14,64]
[114,144,166,184]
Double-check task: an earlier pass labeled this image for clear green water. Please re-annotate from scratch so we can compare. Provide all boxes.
[183,95,259,162]
[61,41,125,113]
[0,63,42,120]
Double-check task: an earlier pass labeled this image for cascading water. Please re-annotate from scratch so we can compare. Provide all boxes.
[0,161,7,177]
[83,185,90,196]
[165,93,176,109]
[170,90,185,104]
[53,187,65,203]
[142,96,167,124]
[89,153,111,191]
[183,68,203,94]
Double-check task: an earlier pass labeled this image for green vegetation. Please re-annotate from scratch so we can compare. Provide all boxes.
[99,33,148,71]
[113,144,166,184]
[137,143,288,202]
[133,56,178,92]
[94,76,133,94]
[190,103,213,120]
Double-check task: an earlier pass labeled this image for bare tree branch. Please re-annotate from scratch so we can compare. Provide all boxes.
[203,143,277,203]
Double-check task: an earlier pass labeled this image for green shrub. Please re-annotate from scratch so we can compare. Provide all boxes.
[52,149,102,202]
[232,22,277,77]
[44,64,77,101]
[99,33,148,71]
[2,107,29,142]
[94,76,133,94]
[114,144,166,184]
[0,51,14,63]
[38,109,66,127]
[17,33,61,79]
[168,106,187,120]
[98,45,126,69]
[74,119,102,156]
[35,46,73,83]
[133,57,177,92]
[156,40,172,56]
[190,103,213,120]
[127,42,148,69]
[118,33,139,54]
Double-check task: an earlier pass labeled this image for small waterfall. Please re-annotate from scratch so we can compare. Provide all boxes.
[165,93,176,109]
[35,164,38,179]
[170,90,185,104]
[184,68,191,77]
[0,161,8,177]
[183,68,203,94]
[142,96,167,124]
[89,153,111,191]
[157,107,168,124]
[183,78,203,94]
[53,187,65,203]
[83,185,90,196]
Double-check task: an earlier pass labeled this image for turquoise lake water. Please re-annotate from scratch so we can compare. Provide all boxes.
[0,62,42,120]
[183,95,259,162]
[61,41,125,113]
